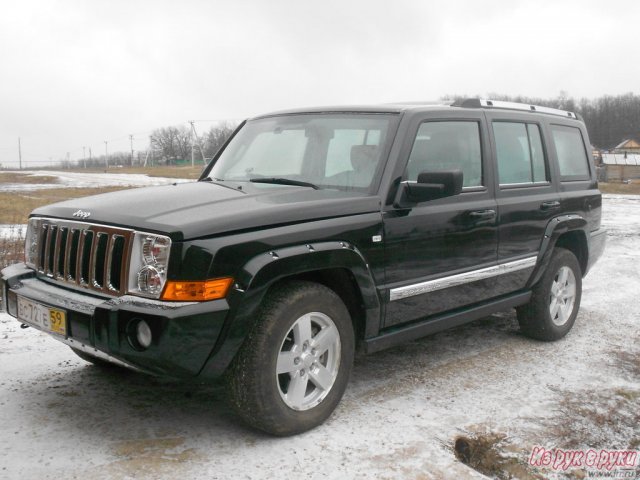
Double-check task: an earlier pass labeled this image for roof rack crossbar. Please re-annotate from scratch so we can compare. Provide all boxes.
[452,98,578,119]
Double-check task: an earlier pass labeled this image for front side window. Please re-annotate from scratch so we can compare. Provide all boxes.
[550,125,590,179]
[405,121,482,187]
[494,122,548,185]
[208,114,397,192]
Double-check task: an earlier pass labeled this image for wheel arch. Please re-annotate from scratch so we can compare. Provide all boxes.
[198,241,380,378]
[528,214,589,288]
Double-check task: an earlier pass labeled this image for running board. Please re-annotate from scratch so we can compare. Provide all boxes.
[363,291,531,354]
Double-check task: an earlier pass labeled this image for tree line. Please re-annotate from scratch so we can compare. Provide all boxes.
[44,92,640,169]
[444,92,640,149]
[58,122,238,169]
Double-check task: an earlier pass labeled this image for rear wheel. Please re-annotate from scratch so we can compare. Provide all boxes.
[227,281,354,436]
[517,248,582,341]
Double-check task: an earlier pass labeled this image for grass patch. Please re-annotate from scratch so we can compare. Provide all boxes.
[37,165,204,179]
[0,171,59,184]
[599,181,640,195]
[453,431,542,479]
[548,389,640,450]
[0,187,131,224]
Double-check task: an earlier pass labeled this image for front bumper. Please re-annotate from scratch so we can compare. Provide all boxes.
[1,263,230,378]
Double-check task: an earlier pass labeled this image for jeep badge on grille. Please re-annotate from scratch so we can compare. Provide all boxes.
[72,209,91,219]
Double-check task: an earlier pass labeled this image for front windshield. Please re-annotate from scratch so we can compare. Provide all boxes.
[208,113,397,192]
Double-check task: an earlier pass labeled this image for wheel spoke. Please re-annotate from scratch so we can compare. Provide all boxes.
[286,373,308,407]
[277,351,298,374]
[557,267,569,286]
[311,324,339,355]
[550,281,560,296]
[293,314,313,346]
[309,364,333,391]
[550,297,560,319]
[564,282,576,300]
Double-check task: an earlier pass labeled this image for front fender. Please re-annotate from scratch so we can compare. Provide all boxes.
[198,241,379,378]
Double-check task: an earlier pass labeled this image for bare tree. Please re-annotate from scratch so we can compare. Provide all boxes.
[203,122,238,161]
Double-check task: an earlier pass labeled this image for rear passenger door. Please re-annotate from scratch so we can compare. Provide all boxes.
[486,111,560,289]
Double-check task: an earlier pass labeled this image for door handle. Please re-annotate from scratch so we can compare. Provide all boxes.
[468,209,496,220]
[540,201,561,210]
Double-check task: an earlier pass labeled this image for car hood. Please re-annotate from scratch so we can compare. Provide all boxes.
[31,181,381,240]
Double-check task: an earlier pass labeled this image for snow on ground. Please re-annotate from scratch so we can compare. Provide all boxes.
[0,196,638,479]
[0,170,192,192]
[0,224,25,240]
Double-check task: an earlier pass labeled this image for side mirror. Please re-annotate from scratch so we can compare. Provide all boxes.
[395,169,463,207]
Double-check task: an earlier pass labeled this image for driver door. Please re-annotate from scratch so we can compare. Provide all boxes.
[382,112,500,327]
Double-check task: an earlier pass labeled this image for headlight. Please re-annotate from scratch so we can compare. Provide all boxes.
[127,232,172,298]
[24,218,41,267]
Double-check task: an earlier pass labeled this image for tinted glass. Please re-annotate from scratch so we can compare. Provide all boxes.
[494,122,548,185]
[209,114,396,192]
[405,121,482,187]
[551,125,590,178]
[528,124,547,182]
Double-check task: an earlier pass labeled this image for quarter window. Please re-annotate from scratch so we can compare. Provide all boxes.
[493,122,548,185]
[405,121,482,187]
[550,125,590,179]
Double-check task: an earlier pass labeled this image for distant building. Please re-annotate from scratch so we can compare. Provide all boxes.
[612,138,640,153]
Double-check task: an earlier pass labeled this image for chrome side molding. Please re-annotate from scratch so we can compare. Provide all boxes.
[389,256,537,301]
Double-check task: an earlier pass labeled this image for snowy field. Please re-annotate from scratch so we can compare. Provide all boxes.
[0,195,638,479]
[0,170,191,192]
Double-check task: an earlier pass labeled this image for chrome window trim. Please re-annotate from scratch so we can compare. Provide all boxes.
[389,256,538,301]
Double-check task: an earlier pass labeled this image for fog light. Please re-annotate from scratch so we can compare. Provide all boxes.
[136,320,152,349]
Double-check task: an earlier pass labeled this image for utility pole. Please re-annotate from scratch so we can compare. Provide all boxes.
[18,137,22,170]
[82,146,86,169]
[189,121,206,164]
[145,135,153,167]
[104,141,109,170]
[89,147,92,164]
[129,134,134,167]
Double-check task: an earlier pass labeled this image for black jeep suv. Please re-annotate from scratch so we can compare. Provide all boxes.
[1,99,605,435]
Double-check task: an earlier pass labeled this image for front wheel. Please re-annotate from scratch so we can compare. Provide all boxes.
[517,247,582,341]
[227,281,354,436]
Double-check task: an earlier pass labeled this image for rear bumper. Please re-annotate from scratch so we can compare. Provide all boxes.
[1,263,231,379]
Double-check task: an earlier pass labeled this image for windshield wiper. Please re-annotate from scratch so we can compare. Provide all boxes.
[249,178,320,190]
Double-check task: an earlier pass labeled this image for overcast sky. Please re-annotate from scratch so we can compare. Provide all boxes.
[1,0,638,168]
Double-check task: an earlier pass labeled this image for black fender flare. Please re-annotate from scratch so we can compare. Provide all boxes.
[528,214,588,288]
[199,241,379,378]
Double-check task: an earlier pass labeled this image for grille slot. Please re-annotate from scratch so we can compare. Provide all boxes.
[33,219,133,296]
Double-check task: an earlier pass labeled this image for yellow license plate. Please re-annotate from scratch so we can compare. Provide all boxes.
[16,296,67,336]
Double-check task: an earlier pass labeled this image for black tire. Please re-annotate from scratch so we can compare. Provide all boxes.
[227,281,355,436]
[70,347,123,370]
[517,247,582,341]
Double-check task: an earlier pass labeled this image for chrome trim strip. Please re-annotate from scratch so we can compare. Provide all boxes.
[389,256,538,301]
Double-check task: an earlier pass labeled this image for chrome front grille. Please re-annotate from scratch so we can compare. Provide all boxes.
[32,219,133,296]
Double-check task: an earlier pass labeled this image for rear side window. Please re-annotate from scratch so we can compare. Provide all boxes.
[405,121,482,187]
[493,122,548,185]
[550,125,590,179]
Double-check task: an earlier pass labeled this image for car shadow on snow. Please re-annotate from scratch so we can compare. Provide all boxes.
[14,309,530,441]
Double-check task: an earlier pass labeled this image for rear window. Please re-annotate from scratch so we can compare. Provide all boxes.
[550,125,590,179]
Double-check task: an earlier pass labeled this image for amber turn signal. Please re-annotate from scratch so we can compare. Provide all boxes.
[161,277,234,301]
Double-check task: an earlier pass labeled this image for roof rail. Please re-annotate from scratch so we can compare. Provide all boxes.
[452,98,579,120]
